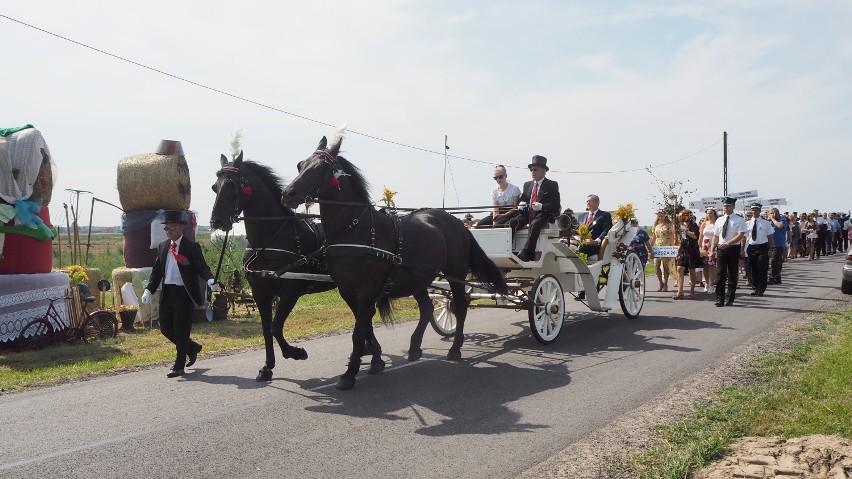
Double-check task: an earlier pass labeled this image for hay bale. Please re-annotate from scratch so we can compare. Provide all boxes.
[117,153,191,211]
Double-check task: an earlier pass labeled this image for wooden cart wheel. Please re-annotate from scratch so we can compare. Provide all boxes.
[430,298,456,337]
[528,274,565,344]
[618,252,646,319]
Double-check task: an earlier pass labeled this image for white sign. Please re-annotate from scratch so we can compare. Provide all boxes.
[730,190,758,199]
[652,246,679,258]
[701,196,727,202]
[689,201,704,210]
[766,197,788,205]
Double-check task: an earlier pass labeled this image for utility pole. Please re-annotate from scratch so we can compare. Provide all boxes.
[723,131,728,195]
[442,135,448,209]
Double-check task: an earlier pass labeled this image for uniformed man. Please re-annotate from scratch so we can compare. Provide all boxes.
[745,202,774,296]
[709,197,747,306]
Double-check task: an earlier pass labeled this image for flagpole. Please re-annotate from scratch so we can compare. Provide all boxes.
[442,135,448,208]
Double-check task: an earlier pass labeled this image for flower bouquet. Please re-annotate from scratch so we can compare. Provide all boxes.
[66,265,89,286]
[613,202,636,225]
[380,187,397,208]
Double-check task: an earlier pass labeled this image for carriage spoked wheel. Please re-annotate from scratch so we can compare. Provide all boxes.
[618,252,646,319]
[528,274,565,344]
[430,297,457,337]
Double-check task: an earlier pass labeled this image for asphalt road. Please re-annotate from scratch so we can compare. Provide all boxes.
[1,254,846,479]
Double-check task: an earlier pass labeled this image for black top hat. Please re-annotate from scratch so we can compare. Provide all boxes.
[721,197,737,205]
[161,210,187,224]
[750,202,763,209]
[528,155,549,171]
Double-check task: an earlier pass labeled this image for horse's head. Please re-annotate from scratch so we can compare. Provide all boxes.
[210,151,250,232]
[281,134,345,209]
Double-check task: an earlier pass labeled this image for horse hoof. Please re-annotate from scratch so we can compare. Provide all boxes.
[446,349,462,361]
[283,347,308,360]
[256,368,273,382]
[368,359,386,375]
[408,349,423,362]
[336,376,356,390]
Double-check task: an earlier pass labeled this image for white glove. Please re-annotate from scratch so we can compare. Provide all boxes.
[208,278,220,292]
[531,202,543,211]
[517,202,528,211]
[141,289,152,305]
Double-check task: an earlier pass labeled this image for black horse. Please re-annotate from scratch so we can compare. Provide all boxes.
[210,151,383,381]
[281,131,508,390]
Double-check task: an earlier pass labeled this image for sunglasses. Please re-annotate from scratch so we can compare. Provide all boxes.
[493,175,505,180]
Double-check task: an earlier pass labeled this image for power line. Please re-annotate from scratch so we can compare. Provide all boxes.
[2,13,721,174]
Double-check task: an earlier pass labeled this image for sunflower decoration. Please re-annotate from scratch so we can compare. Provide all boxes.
[66,265,89,286]
[380,187,397,208]
[576,222,591,244]
[613,202,636,224]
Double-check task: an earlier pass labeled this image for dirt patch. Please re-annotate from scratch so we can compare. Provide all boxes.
[515,290,852,479]
[693,435,852,479]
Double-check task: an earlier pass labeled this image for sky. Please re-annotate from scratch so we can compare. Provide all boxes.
[2,0,850,228]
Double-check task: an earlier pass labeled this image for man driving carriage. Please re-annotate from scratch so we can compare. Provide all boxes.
[509,155,561,262]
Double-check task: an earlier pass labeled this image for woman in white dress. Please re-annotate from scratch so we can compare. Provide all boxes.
[474,164,521,228]
[699,208,718,292]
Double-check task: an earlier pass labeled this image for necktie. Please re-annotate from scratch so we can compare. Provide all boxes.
[752,220,758,240]
[530,181,538,219]
[171,241,186,265]
[588,211,594,225]
[722,215,730,238]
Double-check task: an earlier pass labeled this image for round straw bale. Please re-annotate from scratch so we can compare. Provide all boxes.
[117,153,191,211]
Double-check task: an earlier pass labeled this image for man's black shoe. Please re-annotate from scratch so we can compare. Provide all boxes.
[575,291,586,301]
[167,368,184,378]
[750,291,759,296]
[516,250,533,262]
[186,343,203,367]
[714,300,724,307]
[725,299,734,306]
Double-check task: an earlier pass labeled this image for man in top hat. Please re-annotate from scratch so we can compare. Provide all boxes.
[709,197,747,306]
[744,202,774,296]
[509,155,561,262]
[141,210,220,378]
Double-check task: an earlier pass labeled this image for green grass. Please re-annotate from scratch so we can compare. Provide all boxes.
[620,308,852,479]
[0,290,418,392]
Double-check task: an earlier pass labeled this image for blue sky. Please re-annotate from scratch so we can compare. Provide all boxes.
[2,1,850,227]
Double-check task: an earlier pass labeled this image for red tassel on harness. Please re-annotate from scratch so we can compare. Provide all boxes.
[329,176,340,187]
[241,186,253,196]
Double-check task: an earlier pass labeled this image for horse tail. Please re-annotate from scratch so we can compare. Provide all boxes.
[376,296,396,325]
[467,230,509,295]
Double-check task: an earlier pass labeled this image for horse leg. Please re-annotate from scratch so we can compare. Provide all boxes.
[366,328,385,375]
[407,291,433,362]
[337,298,375,390]
[447,282,469,360]
[271,292,308,360]
[254,295,275,382]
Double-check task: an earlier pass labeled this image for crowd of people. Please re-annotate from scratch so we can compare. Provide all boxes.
[470,162,850,308]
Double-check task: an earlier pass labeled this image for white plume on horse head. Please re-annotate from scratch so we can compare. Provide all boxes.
[229,128,243,159]
[330,123,347,152]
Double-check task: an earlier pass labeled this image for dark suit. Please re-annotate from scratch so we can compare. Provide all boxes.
[146,236,214,369]
[576,210,613,256]
[509,177,561,255]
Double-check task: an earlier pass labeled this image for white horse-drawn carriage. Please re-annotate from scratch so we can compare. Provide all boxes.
[429,219,647,344]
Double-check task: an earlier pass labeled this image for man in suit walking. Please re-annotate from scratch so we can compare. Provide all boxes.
[574,194,613,299]
[141,210,220,378]
[509,155,561,262]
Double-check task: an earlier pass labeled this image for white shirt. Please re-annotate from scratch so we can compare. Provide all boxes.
[713,213,747,243]
[745,218,773,246]
[491,183,521,208]
[164,236,185,286]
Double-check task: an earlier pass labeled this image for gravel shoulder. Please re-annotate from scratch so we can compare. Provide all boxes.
[515,289,852,479]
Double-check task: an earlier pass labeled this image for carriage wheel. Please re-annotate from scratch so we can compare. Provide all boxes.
[17,318,55,351]
[430,298,457,337]
[527,274,565,344]
[618,252,646,319]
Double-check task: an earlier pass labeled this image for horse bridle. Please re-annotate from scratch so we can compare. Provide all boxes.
[216,165,253,224]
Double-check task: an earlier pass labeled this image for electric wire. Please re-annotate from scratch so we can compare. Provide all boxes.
[2,13,721,174]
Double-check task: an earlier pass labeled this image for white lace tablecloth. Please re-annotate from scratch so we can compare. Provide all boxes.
[0,272,70,342]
